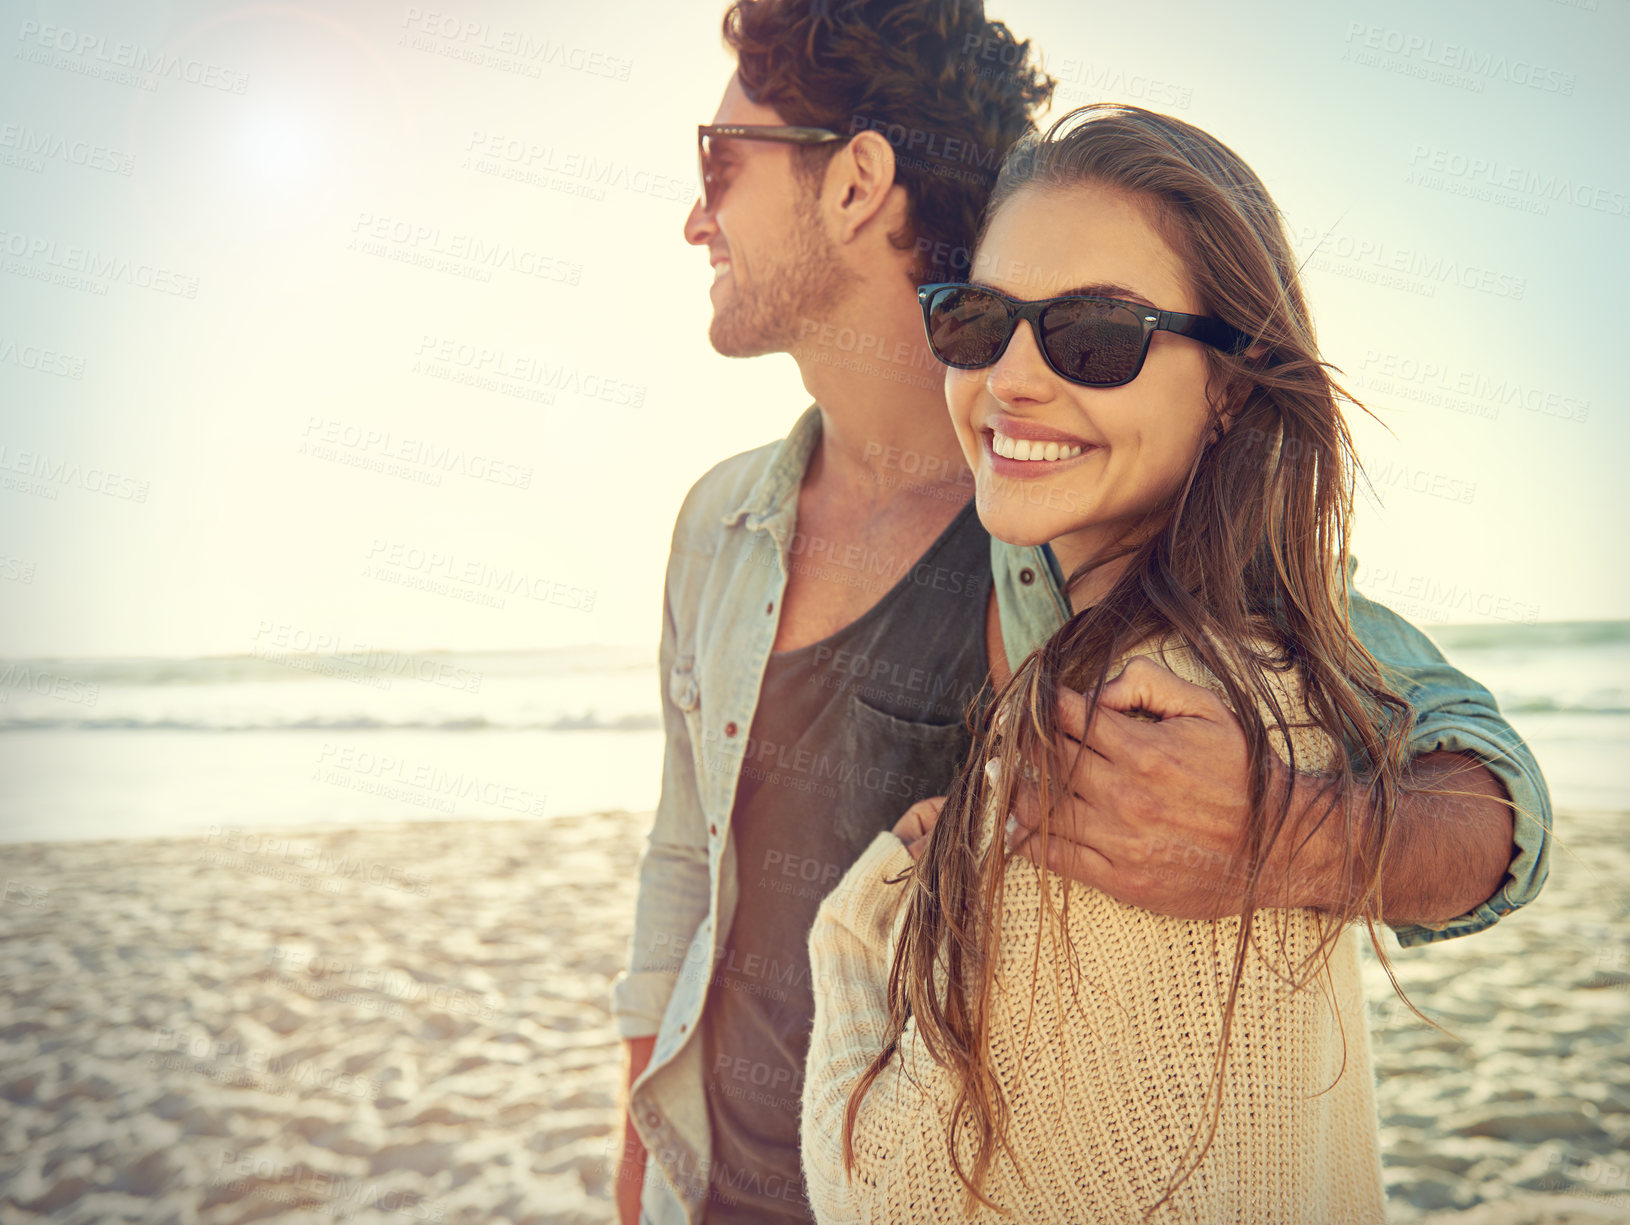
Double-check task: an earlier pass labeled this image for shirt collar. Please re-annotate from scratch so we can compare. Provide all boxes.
[722,404,822,550]
[990,538,1073,666]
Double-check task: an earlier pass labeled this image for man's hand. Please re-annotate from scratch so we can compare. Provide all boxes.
[1003,656,1307,918]
[616,1035,656,1225]
[893,796,947,860]
[1004,655,1516,926]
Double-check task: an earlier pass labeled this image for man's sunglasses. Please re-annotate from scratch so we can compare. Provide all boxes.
[916,282,1254,389]
[697,124,845,211]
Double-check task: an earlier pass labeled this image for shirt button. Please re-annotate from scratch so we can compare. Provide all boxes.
[679,1021,687,1033]
[1018,567,1035,585]
[724,721,738,737]
[765,601,774,615]
[646,1112,660,1128]
[709,823,717,836]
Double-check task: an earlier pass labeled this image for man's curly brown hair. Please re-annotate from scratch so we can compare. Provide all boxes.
[722,0,1054,283]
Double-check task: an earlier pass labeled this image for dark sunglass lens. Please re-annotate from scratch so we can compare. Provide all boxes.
[698,137,713,207]
[926,287,1009,367]
[1041,299,1145,385]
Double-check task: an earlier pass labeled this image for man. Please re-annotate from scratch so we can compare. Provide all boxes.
[612,3,1551,1223]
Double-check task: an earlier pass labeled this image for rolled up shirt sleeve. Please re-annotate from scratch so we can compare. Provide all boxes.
[1345,564,1552,948]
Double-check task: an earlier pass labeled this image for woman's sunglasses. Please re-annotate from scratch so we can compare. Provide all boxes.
[917,282,1254,389]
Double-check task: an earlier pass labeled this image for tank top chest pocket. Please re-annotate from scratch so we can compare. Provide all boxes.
[836,694,971,845]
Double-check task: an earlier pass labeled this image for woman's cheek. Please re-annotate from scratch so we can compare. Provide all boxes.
[945,370,985,467]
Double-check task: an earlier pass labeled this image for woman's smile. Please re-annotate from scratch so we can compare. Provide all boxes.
[982,423,1100,478]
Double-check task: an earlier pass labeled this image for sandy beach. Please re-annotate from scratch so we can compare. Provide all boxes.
[2,804,1626,1224]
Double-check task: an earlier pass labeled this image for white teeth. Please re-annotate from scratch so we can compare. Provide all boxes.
[991,432,1087,462]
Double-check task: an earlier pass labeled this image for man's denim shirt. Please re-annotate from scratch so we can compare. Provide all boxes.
[611,406,1552,1225]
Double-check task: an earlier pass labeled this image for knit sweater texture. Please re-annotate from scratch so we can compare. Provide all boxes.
[801,638,1386,1224]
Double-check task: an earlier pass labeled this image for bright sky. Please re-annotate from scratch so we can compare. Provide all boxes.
[1,0,1625,659]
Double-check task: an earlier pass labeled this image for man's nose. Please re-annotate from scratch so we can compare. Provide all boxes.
[683,197,715,246]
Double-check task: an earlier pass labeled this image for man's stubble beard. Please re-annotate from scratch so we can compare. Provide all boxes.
[709,191,853,358]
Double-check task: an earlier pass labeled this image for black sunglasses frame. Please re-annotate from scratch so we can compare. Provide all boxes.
[697,124,845,211]
[916,281,1254,389]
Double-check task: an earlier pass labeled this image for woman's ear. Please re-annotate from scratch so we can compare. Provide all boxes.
[1212,344,1269,440]
[1206,392,1249,447]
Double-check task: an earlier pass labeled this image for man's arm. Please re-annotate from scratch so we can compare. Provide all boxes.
[1341,569,1551,943]
[615,1036,657,1225]
[612,583,712,1031]
[1286,750,1514,925]
[990,540,1552,939]
[1003,658,1524,926]
[610,558,713,1222]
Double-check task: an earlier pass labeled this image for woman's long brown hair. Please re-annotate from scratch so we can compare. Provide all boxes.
[842,104,1431,1217]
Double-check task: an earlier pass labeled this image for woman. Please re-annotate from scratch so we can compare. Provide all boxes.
[800,105,1414,1224]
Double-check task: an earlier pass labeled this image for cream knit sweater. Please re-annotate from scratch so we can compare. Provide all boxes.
[801,639,1386,1224]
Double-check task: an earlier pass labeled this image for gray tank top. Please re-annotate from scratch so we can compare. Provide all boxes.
[701,497,992,1222]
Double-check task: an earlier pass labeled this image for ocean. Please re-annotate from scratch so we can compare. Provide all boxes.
[0,622,1624,844]
[0,644,664,844]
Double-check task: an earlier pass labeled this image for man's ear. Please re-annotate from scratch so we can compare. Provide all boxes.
[826,129,904,244]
